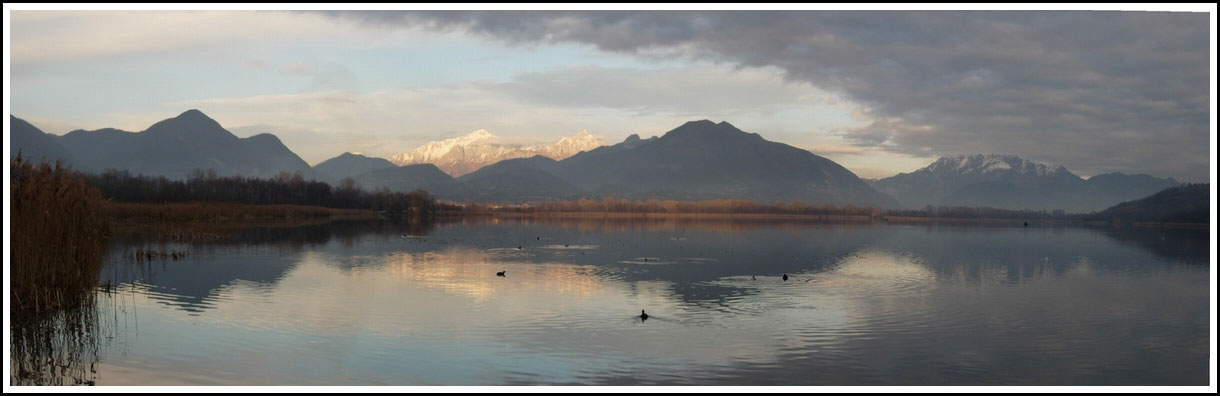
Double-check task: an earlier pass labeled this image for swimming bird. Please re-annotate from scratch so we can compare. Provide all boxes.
[496,270,506,277]
[639,310,649,320]
[782,274,789,281]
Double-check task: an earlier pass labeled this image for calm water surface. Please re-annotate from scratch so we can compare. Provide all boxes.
[10,217,1212,385]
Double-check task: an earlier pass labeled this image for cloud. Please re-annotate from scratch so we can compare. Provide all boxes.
[10,11,359,62]
[482,64,835,117]
[319,10,1212,181]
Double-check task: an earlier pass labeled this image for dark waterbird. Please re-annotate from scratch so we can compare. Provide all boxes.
[639,310,649,321]
[782,274,789,281]
[496,270,506,277]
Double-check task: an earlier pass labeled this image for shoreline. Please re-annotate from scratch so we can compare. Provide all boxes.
[446,211,877,221]
[95,203,1210,232]
[100,202,379,239]
[879,215,1210,230]
[445,210,1210,230]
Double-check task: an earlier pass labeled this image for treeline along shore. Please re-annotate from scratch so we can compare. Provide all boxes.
[87,168,450,219]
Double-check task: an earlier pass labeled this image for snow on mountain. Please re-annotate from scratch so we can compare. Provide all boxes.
[389,129,496,165]
[535,130,604,160]
[926,154,1068,177]
[389,129,606,177]
[868,153,1177,212]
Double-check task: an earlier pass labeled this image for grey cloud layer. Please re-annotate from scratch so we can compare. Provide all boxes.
[322,11,1211,181]
[484,65,827,117]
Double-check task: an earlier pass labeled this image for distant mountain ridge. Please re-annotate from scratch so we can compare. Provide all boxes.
[869,154,1180,212]
[1090,183,1208,223]
[388,129,606,177]
[457,155,582,202]
[41,110,317,180]
[10,115,76,165]
[354,120,902,207]
[550,120,901,207]
[312,152,396,183]
[11,111,1186,212]
[353,163,463,198]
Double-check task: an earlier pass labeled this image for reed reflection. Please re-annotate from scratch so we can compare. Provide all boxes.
[9,292,120,386]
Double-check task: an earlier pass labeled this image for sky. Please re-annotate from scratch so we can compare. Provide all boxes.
[5,5,1215,181]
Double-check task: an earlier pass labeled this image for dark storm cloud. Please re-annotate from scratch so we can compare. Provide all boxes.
[320,11,1211,180]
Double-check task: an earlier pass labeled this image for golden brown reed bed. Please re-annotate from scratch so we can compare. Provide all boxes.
[11,152,378,315]
[10,155,108,315]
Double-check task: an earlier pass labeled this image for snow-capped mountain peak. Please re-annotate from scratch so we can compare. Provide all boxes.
[927,154,1067,177]
[537,130,604,159]
[389,130,606,176]
[388,129,499,165]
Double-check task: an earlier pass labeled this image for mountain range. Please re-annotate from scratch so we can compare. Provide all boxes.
[388,129,606,177]
[8,110,1187,212]
[867,154,1181,212]
[347,120,901,207]
[554,120,900,206]
[11,110,315,180]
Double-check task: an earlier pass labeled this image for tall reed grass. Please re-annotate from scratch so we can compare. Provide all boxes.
[10,154,109,315]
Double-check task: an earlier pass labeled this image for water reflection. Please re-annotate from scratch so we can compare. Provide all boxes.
[12,216,1210,386]
[9,293,117,386]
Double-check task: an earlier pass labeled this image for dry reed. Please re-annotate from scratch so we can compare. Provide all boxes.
[10,154,110,315]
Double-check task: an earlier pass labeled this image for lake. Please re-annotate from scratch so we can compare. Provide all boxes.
[9,216,1212,386]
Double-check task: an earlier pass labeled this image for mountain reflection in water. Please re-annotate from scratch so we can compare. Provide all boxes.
[11,217,1210,386]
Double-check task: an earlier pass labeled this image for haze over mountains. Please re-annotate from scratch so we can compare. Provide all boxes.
[867,154,1181,213]
[9,110,1188,213]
